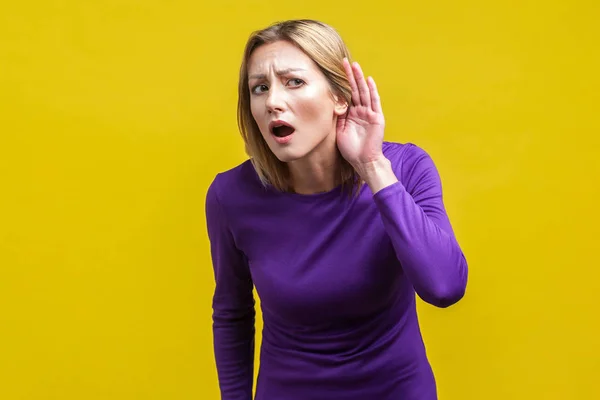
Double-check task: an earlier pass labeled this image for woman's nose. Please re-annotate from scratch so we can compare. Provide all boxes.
[265,86,286,113]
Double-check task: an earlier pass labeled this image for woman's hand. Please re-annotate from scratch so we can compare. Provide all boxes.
[336,59,397,193]
[336,58,386,166]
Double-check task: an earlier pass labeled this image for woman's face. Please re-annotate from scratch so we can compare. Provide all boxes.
[247,40,347,163]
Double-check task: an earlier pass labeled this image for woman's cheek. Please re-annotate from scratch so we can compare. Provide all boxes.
[296,88,327,119]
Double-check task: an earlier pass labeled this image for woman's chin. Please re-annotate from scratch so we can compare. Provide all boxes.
[269,144,306,163]
[274,151,302,163]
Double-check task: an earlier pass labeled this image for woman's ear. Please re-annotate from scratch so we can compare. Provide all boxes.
[333,95,348,116]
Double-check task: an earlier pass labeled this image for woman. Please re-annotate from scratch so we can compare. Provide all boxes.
[205,19,468,400]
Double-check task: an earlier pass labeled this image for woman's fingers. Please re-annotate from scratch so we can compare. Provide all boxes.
[352,61,371,108]
[343,58,361,107]
[368,76,382,114]
[343,58,381,115]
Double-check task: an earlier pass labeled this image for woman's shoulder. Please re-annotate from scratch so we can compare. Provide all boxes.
[383,141,434,168]
[206,159,264,206]
[210,158,256,185]
[382,140,443,189]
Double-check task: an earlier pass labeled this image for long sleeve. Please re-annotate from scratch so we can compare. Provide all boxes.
[373,146,468,308]
[205,176,255,399]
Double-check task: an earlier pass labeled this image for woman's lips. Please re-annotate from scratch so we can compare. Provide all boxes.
[272,129,295,144]
[269,120,296,144]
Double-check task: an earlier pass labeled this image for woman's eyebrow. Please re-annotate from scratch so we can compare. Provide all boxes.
[249,68,307,80]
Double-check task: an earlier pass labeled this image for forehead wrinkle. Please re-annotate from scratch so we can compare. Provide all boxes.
[249,67,307,81]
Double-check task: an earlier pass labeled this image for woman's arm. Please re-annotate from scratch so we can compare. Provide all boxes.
[205,176,255,399]
[335,58,467,308]
[363,145,468,308]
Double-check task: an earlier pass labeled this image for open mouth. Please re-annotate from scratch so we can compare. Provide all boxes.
[270,121,296,138]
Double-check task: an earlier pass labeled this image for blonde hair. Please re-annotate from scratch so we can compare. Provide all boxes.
[237,19,361,195]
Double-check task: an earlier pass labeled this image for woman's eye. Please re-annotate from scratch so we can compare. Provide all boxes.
[288,78,305,87]
[252,84,268,94]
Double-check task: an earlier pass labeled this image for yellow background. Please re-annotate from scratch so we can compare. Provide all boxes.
[1,1,598,399]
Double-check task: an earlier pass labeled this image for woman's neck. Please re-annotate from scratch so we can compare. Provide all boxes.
[288,161,342,194]
[287,138,343,195]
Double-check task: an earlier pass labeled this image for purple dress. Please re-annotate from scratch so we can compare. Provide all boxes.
[205,141,468,399]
